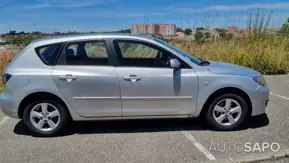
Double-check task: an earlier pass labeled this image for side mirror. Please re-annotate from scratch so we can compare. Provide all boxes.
[170,59,181,69]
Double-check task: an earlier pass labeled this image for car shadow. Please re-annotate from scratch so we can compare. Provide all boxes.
[13,114,269,137]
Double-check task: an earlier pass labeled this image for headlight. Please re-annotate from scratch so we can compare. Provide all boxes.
[253,76,267,87]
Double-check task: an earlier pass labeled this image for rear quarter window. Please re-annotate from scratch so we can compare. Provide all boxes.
[35,43,64,65]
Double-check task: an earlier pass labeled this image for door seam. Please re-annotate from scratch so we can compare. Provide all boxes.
[114,67,124,116]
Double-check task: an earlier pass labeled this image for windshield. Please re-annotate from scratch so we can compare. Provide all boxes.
[154,38,201,65]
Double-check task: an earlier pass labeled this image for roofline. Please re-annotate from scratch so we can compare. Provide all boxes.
[31,33,154,45]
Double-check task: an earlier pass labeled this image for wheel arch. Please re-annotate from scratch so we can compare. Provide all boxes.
[18,92,72,119]
[199,87,252,118]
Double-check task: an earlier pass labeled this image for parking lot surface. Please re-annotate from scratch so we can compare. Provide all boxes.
[1,75,289,163]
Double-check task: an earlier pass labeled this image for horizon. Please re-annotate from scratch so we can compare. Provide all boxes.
[0,0,289,33]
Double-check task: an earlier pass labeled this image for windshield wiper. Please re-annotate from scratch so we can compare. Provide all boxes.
[198,58,210,66]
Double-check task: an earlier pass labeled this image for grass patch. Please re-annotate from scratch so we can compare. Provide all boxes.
[171,35,289,75]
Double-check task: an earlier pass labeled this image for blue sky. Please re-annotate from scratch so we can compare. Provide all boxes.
[1,0,289,33]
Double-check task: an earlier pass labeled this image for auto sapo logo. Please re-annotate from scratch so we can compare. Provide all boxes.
[209,142,280,153]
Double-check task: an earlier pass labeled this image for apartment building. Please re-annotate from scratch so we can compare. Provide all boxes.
[164,24,176,36]
[131,24,176,36]
[131,24,148,34]
[147,24,158,35]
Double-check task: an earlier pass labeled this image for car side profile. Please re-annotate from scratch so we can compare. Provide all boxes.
[0,34,269,136]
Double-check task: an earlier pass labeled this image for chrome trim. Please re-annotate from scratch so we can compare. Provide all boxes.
[73,97,120,100]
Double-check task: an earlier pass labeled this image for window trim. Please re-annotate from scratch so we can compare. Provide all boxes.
[35,42,65,66]
[56,39,113,66]
[112,39,191,69]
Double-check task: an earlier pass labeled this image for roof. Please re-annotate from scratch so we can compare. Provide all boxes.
[32,33,154,45]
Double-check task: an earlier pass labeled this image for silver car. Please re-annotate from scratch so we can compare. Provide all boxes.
[0,34,269,136]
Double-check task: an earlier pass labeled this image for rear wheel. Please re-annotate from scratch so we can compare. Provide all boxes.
[205,94,248,131]
[23,100,70,137]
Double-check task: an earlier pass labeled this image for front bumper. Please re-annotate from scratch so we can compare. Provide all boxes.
[250,86,270,116]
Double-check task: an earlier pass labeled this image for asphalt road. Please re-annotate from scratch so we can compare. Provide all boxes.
[0,75,289,163]
[258,157,289,163]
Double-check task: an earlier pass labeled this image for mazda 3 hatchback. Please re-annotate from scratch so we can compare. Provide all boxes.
[0,34,269,136]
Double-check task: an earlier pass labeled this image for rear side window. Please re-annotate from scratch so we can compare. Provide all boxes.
[57,40,109,66]
[35,43,63,65]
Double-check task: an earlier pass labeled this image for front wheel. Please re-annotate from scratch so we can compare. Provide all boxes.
[23,100,70,137]
[205,94,249,131]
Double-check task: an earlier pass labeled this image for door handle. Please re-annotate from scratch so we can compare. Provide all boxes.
[59,74,77,82]
[123,75,141,82]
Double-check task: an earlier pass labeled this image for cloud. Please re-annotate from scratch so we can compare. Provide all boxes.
[23,0,114,9]
[62,11,170,18]
[23,4,51,9]
[175,2,289,13]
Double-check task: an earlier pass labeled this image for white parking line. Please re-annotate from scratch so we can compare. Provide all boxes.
[270,92,289,100]
[182,131,216,160]
[0,116,9,127]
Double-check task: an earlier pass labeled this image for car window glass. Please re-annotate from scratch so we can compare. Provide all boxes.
[118,42,158,58]
[85,42,108,58]
[61,40,109,66]
[114,40,190,68]
[35,43,63,65]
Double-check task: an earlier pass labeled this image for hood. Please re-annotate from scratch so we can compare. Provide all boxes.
[207,60,261,77]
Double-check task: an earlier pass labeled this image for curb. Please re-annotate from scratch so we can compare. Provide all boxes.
[202,149,289,163]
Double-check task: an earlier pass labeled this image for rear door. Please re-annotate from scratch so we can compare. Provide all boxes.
[52,39,122,117]
[113,39,198,116]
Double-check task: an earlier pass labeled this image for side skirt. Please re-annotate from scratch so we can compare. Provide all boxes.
[73,114,192,121]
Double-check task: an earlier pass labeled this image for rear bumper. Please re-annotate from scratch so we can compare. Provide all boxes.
[0,93,19,119]
[250,86,269,116]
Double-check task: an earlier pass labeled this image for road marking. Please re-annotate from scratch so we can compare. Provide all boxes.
[182,131,216,160]
[270,92,289,100]
[0,116,9,127]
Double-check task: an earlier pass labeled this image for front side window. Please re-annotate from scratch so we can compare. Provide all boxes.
[153,38,201,65]
[35,43,63,65]
[60,40,109,66]
[114,40,190,68]
[118,42,159,59]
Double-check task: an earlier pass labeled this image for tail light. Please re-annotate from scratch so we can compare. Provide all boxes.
[2,73,12,84]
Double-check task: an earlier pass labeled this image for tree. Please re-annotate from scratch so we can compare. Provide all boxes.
[196,27,205,31]
[205,32,211,39]
[215,28,233,40]
[279,18,289,36]
[32,31,42,35]
[17,31,25,35]
[194,31,205,44]
[8,30,16,35]
[176,27,183,32]
[184,28,192,36]
[119,29,131,33]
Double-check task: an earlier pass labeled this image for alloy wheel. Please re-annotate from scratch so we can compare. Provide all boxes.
[29,103,60,131]
[212,98,242,126]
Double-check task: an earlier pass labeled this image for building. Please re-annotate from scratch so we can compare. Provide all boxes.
[158,24,165,35]
[147,24,158,35]
[225,26,240,33]
[164,24,176,36]
[131,24,176,36]
[131,24,149,34]
[131,24,138,34]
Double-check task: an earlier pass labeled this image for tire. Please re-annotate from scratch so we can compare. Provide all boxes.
[205,94,248,131]
[23,100,70,137]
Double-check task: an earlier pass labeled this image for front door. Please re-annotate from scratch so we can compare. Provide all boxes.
[52,39,122,117]
[113,39,198,116]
